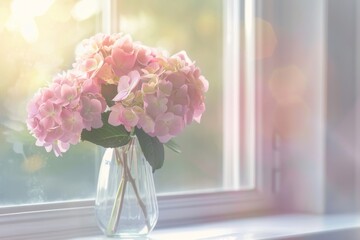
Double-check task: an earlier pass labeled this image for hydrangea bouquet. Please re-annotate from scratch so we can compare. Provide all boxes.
[27,33,208,168]
[27,33,208,236]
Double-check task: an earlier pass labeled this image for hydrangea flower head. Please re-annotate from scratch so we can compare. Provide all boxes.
[27,33,208,155]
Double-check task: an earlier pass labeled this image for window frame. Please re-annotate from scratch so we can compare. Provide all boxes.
[0,0,275,238]
[0,190,273,239]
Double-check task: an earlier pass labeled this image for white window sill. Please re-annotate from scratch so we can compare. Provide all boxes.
[0,191,272,239]
[71,214,360,240]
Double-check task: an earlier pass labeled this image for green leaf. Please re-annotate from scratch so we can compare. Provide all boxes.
[101,84,118,107]
[164,139,182,153]
[135,128,164,172]
[81,112,131,148]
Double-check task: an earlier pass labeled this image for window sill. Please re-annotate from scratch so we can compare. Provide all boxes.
[71,214,360,240]
[0,190,272,239]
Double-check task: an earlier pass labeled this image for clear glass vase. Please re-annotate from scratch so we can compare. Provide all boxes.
[95,136,159,238]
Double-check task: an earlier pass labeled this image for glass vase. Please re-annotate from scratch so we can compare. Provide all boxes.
[95,136,159,238]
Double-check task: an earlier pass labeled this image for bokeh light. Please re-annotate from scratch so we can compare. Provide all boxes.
[255,18,277,60]
[269,65,307,106]
[0,0,101,205]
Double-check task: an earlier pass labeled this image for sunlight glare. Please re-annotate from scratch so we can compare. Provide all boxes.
[6,0,54,43]
[20,18,39,43]
[119,13,152,35]
[243,233,255,240]
[0,6,9,33]
[5,15,39,43]
[11,0,54,18]
[71,0,99,21]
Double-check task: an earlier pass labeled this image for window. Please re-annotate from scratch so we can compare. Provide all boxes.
[0,0,102,205]
[0,0,264,204]
[0,0,274,238]
[115,0,225,193]
[1,1,356,239]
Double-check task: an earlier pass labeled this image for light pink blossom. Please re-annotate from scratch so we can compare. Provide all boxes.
[108,104,139,132]
[153,112,184,143]
[143,95,168,119]
[27,33,208,156]
[107,35,138,76]
[80,96,104,130]
[113,70,140,102]
[27,70,106,156]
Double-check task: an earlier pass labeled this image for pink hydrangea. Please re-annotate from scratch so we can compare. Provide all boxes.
[109,49,208,143]
[27,71,106,156]
[27,33,208,155]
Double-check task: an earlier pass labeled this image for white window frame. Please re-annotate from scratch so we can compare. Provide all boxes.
[0,0,275,238]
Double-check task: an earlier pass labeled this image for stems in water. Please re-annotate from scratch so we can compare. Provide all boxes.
[106,139,151,235]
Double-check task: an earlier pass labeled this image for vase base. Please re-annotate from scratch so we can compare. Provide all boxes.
[106,236,152,240]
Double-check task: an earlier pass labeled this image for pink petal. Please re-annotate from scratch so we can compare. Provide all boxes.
[108,105,124,126]
[138,114,155,134]
[159,81,173,96]
[157,135,173,143]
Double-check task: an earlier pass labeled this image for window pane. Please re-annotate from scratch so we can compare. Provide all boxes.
[246,0,327,200]
[116,0,224,193]
[0,0,101,206]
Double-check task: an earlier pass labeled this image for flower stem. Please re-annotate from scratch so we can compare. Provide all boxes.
[106,149,127,235]
[123,156,151,231]
[107,141,151,235]
[106,176,127,234]
[124,139,151,231]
